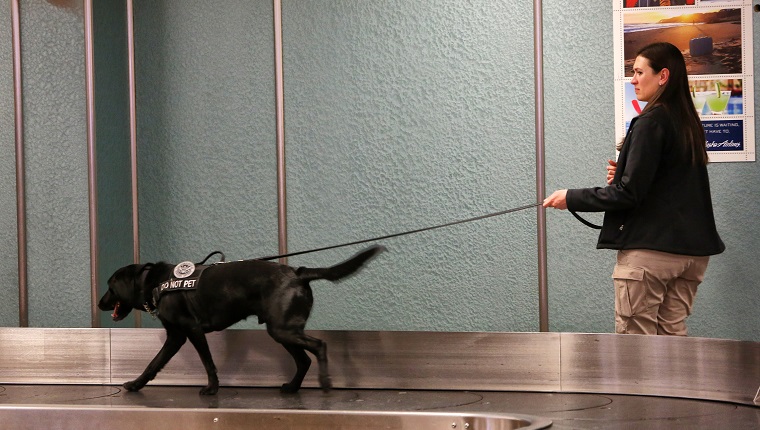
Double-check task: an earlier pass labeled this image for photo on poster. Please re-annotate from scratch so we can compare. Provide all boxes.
[689,78,743,116]
[623,82,647,130]
[623,8,742,76]
[622,80,741,123]
[624,0,695,8]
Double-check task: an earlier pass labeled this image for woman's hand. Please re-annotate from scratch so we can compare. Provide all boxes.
[606,159,617,185]
[543,189,568,210]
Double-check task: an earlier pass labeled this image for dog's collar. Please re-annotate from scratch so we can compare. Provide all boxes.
[143,291,159,319]
[137,264,159,319]
[143,302,158,319]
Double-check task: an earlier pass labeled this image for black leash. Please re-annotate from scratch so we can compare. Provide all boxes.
[257,202,543,261]
[569,210,603,229]
[196,250,226,265]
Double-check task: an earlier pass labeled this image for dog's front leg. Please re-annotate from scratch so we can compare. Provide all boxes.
[124,329,187,392]
[186,330,219,395]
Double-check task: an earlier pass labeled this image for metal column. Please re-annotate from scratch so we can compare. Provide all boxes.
[11,0,28,327]
[83,0,99,328]
[273,0,287,265]
[126,0,141,327]
[534,0,548,332]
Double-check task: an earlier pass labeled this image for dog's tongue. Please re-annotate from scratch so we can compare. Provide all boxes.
[111,302,121,320]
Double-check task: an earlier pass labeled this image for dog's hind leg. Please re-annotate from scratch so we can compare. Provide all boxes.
[125,329,186,392]
[279,344,312,394]
[186,330,220,395]
[268,326,331,393]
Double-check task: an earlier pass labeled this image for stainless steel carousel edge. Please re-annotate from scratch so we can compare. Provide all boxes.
[0,328,758,406]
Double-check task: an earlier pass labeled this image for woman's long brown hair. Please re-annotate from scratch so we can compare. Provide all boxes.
[634,42,708,165]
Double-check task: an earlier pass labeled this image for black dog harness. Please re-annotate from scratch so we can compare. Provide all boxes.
[144,251,226,318]
[152,263,208,305]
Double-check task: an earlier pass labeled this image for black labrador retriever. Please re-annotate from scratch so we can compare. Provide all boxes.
[98,245,384,395]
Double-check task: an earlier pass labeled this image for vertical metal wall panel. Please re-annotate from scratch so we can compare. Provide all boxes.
[0,328,110,383]
[559,333,760,405]
[110,329,292,386]
[109,329,562,391]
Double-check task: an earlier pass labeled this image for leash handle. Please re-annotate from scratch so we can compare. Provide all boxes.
[570,210,603,230]
[257,202,543,261]
[196,251,226,265]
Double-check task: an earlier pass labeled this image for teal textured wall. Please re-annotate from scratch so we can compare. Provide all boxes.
[543,4,617,333]
[134,0,538,331]
[0,2,18,326]
[281,0,537,331]
[21,0,90,327]
[133,0,278,328]
[1,1,759,340]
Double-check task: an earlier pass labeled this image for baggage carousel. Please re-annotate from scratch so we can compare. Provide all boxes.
[1,329,758,429]
[1,385,759,429]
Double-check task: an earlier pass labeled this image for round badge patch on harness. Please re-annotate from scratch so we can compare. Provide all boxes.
[173,261,196,279]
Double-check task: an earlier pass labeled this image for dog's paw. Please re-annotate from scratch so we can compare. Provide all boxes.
[123,380,143,392]
[279,382,301,394]
[199,385,219,396]
[319,375,332,392]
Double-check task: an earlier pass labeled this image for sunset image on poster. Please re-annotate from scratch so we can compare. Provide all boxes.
[623,9,742,76]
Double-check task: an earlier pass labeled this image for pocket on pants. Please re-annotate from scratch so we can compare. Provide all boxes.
[612,265,644,318]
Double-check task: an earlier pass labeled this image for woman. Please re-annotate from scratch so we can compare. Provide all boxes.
[543,42,724,336]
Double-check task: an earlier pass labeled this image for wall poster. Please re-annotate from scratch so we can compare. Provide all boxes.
[614,0,755,162]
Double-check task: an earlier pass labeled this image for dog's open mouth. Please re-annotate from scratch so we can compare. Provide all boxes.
[111,302,124,321]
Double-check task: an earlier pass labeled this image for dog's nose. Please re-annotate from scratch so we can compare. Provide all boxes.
[97,291,113,310]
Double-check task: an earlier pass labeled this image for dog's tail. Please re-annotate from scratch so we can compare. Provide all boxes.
[296,245,385,283]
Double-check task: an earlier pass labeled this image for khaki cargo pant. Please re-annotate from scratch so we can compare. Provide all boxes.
[612,249,709,336]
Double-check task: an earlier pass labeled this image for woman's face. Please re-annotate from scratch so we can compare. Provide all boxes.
[630,56,667,103]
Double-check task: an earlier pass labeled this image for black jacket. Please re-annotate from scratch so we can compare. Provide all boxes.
[566,105,725,256]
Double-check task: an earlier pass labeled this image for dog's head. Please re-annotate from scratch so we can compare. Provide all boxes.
[98,264,152,321]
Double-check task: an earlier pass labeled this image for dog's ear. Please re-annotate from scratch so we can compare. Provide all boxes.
[135,263,153,287]
[107,264,145,305]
